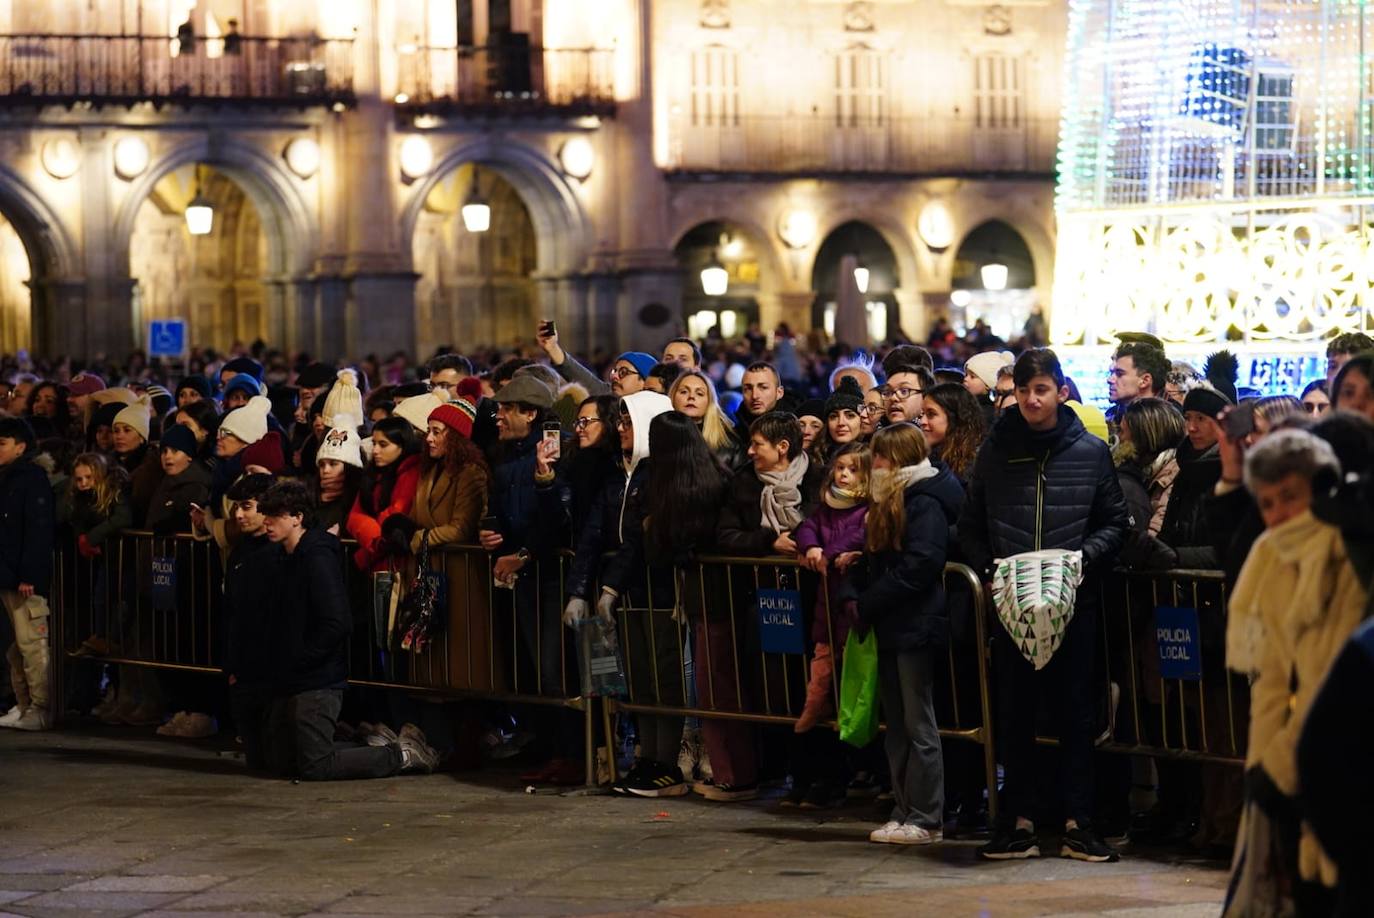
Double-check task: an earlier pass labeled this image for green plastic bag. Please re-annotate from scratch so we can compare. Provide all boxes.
[837,628,880,748]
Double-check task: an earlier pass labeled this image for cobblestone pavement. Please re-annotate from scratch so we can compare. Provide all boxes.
[0,728,1228,917]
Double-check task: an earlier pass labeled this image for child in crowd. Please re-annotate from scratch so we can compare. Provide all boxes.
[794,442,871,733]
[60,452,131,669]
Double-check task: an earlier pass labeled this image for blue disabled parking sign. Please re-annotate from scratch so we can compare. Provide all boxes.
[148,319,187,358]
[1154,606,1202,680]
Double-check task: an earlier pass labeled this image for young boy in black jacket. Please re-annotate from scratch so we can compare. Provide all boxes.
[257,480,437,780]
[221,473,280,769]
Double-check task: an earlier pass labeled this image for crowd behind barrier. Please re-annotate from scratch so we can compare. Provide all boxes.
[3,323,1373,916]
[48,529,1247,800]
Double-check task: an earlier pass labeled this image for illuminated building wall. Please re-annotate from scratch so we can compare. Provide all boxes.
[1053,0,1373,356]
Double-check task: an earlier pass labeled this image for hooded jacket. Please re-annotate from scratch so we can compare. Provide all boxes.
[854,462,965,651]
[568,391,673,599]
[268,527,351,695]
[0,456,55,595]
[959,404,1128,596]
[144,460,213,535]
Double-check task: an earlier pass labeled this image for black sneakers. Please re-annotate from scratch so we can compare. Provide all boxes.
[619,760,688,798]
[978,827,1041,860]
[1060,827,1120,863]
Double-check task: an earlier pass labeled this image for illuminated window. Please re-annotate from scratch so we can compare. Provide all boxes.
[973,53,1023,129]
[1251,69,1297,154]
[834,45,887,128]
[690,46,739,128]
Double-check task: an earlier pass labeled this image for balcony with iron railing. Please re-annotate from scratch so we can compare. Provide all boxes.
[0,34,355,108]
[664,113,1060,176]
[394,44,615,116]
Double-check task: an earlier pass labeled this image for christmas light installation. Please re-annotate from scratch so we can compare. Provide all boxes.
[1053,0,1373,356]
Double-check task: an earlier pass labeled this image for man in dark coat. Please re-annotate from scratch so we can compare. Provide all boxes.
[960,348,1129,863]
[258,480,436,780]
[0,417,55,732]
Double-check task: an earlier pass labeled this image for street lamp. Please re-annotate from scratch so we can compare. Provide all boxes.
[981,262,1008,291]
[853,265,870,294]
[700,258,728,296]
[185,167,213,236]
[461,168,491,233]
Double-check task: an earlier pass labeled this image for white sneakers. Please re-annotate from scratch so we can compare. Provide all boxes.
[870,820,943,845]
[0,705,51,731]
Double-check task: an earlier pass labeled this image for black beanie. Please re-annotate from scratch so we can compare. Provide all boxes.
[796,398,826,422]
[824,377,865,417]
[1182,350,1238,418]
[175,374,212,401]
[296,362,336,391]
[159,423,199,459]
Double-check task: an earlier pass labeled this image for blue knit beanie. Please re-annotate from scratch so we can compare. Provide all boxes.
[615,351,658,380]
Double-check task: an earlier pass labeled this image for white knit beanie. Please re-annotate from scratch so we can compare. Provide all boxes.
[219,395,271,445]
[321,368,364,428]
[316,425,364,469]
[393,392,444,434]
[112,396,152,443]
[965,350,1015,389]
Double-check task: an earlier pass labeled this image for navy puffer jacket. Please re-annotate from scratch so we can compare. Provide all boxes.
[959,405,1128,599]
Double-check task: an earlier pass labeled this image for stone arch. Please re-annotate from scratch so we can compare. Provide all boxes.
[400,136,591,277]
[112,135,318,281]
[0,163,81,353]
[813,210,922,300]
[668,210,786,296]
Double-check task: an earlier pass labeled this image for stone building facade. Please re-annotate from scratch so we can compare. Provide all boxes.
[0,0,1064,360]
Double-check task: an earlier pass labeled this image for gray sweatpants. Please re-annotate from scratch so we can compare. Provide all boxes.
[878,649,944,829]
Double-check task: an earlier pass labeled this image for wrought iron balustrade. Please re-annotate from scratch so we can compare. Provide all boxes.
[0,33,355,107]
[394,45,615,116]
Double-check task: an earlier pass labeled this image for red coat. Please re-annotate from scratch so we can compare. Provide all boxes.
[346,454,422,571]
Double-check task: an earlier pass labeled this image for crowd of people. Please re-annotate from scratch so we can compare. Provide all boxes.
[1,321,1372,915]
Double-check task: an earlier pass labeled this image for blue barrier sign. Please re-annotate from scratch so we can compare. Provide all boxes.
[148,319,187,358]
[151,556,177,610]
[757,589,805,655]
[1155,606,1202,680]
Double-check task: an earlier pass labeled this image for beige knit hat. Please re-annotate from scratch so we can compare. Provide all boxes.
[112,396,152,443]
[393,392,444,434]
[220,395,272,445]
[321,368,364,429]
[965,350,1015,389]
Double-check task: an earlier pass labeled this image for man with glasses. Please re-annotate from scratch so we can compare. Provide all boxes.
[426,353,473,401]
[882,365,934,425]
[535,318,653,399]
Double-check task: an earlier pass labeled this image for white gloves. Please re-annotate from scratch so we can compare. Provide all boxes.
[562,597,590,628]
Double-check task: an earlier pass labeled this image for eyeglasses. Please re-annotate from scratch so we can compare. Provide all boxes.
[857,404,878,417]
[429,380,458,392]
[615,416,631,430]
[611,366,641,380]
[878,386,923,401]
[573,417,603,431]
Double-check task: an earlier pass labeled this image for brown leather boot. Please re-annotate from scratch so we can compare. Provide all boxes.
[794,643,835,733]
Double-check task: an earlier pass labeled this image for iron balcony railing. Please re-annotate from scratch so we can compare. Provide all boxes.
[0,33,355,107]
[664,113,1060,175]
[394,45,615,116]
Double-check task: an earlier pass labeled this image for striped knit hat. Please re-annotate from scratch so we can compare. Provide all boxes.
[428,398,477,440]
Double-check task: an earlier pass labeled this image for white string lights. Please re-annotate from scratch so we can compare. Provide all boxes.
[1053,0,1374,347]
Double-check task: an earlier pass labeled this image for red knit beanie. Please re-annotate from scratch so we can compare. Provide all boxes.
[456,376,483,404]
[429,398,476,439]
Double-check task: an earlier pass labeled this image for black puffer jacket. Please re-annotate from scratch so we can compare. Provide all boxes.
[268,528,351,696]
[854,462,965,651]
[959,405,1128,592]
[1155,441,1220,569]
[0,457,55,595]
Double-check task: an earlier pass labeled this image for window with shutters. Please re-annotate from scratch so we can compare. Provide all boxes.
[973,53,1024,129]
[834,45,887,128]
[690,46,739,128]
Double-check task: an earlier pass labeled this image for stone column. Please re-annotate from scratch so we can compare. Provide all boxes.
[313,255,349,362]
[79,127,134,356]
[32,277,88,360]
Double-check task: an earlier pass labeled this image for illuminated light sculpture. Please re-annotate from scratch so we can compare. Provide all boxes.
[1053,0,1374,352]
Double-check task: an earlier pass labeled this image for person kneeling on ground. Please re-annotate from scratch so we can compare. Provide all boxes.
[257,479,438,780]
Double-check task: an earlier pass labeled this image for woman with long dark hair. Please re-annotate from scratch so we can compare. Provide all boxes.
[171,399,222,466]
[25,381,71,440]
[564,394,621,527]
[918,383,986,484]
[346,416,422,572]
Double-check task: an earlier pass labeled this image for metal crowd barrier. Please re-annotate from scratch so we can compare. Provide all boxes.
[45,530,1243,806]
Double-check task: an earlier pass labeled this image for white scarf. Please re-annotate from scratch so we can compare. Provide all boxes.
[869,459,938,505]
[759,453,810,533]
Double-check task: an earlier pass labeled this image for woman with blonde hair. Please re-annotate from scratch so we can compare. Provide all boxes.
[669,368,741,469]
[853,422,964,846]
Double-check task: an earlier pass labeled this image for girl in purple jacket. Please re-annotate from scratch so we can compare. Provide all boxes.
[794,442,871,732]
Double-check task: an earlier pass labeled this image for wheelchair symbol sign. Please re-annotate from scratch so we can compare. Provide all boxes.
[148,319,187,357]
